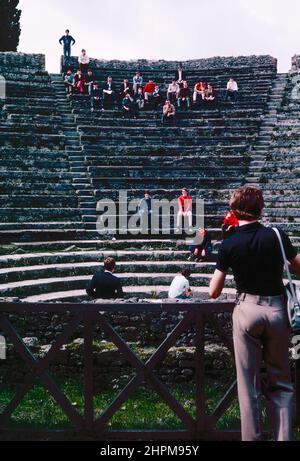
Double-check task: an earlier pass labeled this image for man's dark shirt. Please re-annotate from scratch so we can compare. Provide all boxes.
[86,271,124,299]
[216,222,298,296]
[59,35,76,48]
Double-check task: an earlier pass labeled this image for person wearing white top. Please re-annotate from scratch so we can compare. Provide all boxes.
[78,49,90,73]
[225,78,239,102]
[167,80,180,104]
[168,269,192,299]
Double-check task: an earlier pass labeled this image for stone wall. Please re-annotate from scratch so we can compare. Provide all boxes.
[63,54,277,72]
[0,52,46,75]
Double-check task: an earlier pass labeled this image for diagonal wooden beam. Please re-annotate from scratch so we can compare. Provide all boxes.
[94,311,195,432]
[205,314,235,356]
[206,380,238,430]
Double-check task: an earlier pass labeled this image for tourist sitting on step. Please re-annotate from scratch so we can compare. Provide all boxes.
[122,93,138,118]
[162,99,176,126]
[143,79,156,103]
[86,257,124,300]
[222,209,239,239]
[118,79,133,105]
[59,29,76,67]
[133,71,143,95]
[188,228,213,263]
[193,80,206,104]
[74,70,85,94]
[225,78,239,102]
[90,83,102,112]
[203,84,218,105]
[177,81,191,109]
[78,49,90,74]
[168,268,193,300]
[102,76,117,109]
[84,69,95,96]
[135,87,145,110]
[167,80,180,104]
[175,63,187,87]
[153,85,163,108]
[176,188,193,233]
[64,69,75,94]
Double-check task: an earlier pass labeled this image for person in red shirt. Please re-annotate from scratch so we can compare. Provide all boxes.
[222,209,239,239]
[176,188,193,232]
[144,79,156,102]
[193,81,206,103]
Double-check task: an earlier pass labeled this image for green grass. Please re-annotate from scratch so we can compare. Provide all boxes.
[0,381,299,440]
[0,381,240,431]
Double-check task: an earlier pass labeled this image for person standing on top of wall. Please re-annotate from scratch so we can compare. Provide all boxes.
[59,29,76,66]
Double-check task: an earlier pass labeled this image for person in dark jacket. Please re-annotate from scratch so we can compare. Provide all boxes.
[86,257,124,299]
[59,30,76,66]
[102,76,117,109]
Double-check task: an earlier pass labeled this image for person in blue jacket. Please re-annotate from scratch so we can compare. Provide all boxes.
[59,30,76,66]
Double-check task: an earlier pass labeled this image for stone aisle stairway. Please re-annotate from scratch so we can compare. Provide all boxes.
[51,74,97,227]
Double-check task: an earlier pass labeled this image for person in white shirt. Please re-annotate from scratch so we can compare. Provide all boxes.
[133,71,143,95]
[225,78,239,102]
[78,49,90,74]
[168,269,192,300]
[167,80,180,104]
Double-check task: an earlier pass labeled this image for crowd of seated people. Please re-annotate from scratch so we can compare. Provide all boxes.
[85,186,241,302]
[63,59,240,121]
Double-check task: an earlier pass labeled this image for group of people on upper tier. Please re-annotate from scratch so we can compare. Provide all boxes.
[60,32,239,123]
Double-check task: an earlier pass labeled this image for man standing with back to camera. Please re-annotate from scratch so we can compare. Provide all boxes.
[210,187,300,441]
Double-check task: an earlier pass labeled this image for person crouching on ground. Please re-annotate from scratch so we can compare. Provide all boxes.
[188,228,213,262]
[169,268,193,300]
[210,186,300,442]
[162,99,176,125]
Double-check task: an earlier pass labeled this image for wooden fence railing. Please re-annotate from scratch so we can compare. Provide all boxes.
[0,302,299,441]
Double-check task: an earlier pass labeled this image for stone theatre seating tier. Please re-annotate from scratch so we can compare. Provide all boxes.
[1,52,292,303]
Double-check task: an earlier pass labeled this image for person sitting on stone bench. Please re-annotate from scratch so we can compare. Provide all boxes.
[133,71,143,95]
[162,99,176,125]
[222,209,239,239]
[74,70,85,94]
[64,69,75,95]
[203,83,218,106]
[78,49,90,74]
[153,85,163,108]
[122,93,138,118]
[167,80,180,104]
[225,77,239,102]
[176,187,193,232]
[193,80,206,104]
[188,228,213,263]
[90,83,102,112]
[84,69,95,96]
[118,79,133,105]
[86,257,124,300]
[168,268,193,300]
[135,87,145,110]
[177,81,191,109]
[175,63,187,88]
[144,79,156,103]
[102,76,117,110]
